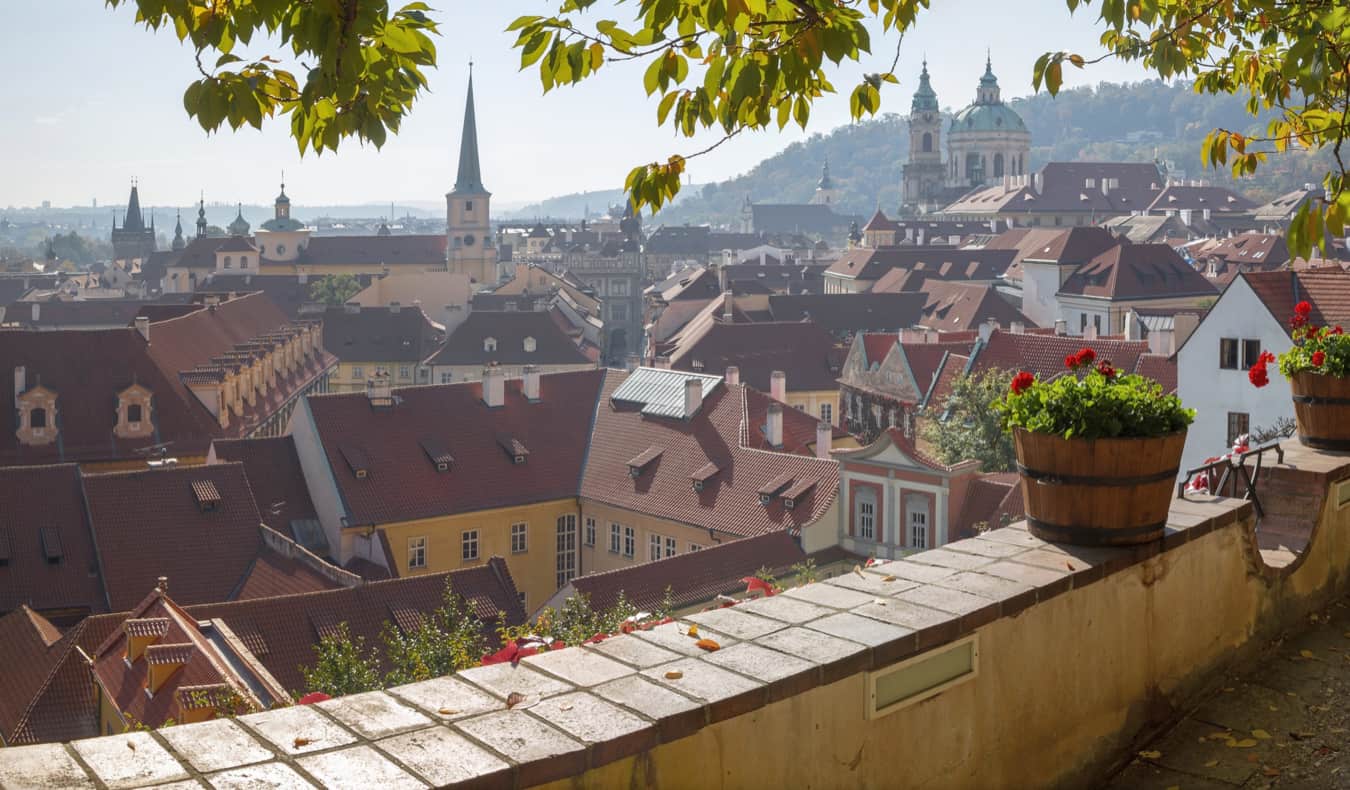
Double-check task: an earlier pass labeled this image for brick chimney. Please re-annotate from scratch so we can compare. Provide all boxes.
[725,366,740,387]
[766,403,783,448]
[135,316,151,343]
[770,370,786,402]
[523,365,541,402]
[684,377,703,418]
[816,420,832,459]
[482,366,505,408]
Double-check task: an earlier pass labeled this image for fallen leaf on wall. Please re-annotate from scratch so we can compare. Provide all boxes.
[695,638,721,652]
[506,692,525,709]
[1138,750,1161,760]
[665,670,684,680]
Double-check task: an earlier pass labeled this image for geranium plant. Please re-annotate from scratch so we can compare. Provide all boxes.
[1248,301,1349,386]
[997,348,1195,440]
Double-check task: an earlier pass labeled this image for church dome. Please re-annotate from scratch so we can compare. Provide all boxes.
[949,102,1027,134]
[227,205,251,237]
[260,216,305,232]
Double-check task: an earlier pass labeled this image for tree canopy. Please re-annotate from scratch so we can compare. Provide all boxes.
[921,368,1017,473]
[308,273,364,306]
[118,0,1350,255]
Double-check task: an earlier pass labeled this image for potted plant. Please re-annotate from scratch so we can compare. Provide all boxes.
[1248,300,1350,449]
[997,349,1195,546]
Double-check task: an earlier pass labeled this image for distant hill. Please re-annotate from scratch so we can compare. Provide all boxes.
[637,79,1334,228]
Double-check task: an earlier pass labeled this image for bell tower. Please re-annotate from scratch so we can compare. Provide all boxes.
[446,66,496,284]
[901,60,945,213]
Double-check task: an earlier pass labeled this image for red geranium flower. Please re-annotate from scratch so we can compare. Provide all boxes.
[1010,371,1035,395]
[1333,326,1343,335]
[1313,350,1326,367]
[1259,351,1275,364]
[1064,354,1078,370]
[1096,360,1116,378]
[1075,347,1096,367]
[1296,301,1312,317]
[1248,362,1269,388]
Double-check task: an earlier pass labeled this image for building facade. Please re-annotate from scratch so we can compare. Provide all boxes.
[946,57,1031,189]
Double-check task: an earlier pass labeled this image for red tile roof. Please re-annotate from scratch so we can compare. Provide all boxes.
[1242,270,1350,334]
[924,353,971,409]
[665,320,843,392]
[861,334,898,368]
[581,372,839,539]
[901,341,977,399]
[304,370,606,525]
[913,281,1036,332]
[568,530,808,613]
[971,329,1151,383]
[1132,354,1178,394]
[0,607,86,745]
[951,474,1019,541]
[742,386,843,456]
[1058,243,1216,300]
[0,465,104,619]
[208,436,320,537]
[985,226,1118,284]
[862,209,901,232]
[1201,232,1289,267]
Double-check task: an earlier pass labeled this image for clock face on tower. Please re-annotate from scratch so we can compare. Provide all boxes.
[463,235,475,246]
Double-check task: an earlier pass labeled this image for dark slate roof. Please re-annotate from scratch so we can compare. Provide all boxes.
[1057,243,1216,300]
[451,73,487,194]
[322,305,444,363]
[829,246,1015,282]
[645,225,712,256]
[200,273,374,319]
[666,320,843,391]
[426,309,590,366]
[751,204,860,236]
[765,293,929,333]
[1146,185,1257,214]
[942,161,1167,215]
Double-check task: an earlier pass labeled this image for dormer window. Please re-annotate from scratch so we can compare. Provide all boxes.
[30,408,47,429]
[116,384,154,439]
[523,336,536,353]
[484,337,497,352]
[127,404,142,423]
[16,385,58,446]
[757,473,794,506]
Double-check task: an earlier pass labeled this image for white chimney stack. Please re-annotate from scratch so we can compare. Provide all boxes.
[31,303,39,323]
[1084,324,1099,340]
[722,289,734,321]
[815,421,832,459]
[978,318,997,343]
[770,370,786,402]
[135,315,151,343]
[766,403,783,448]
[725,366,740,387]
[684,377,704,418]
[1054,319,1068,336]
[14,366,26,401]
[716,264,728,293]
[523,365,541,401]
[1010,321,1025,335]
[1124,310,1141,342]
[482,366,505,408]
[298,271,308,284]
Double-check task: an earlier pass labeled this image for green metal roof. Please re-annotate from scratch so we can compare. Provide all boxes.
[949,102,1027,133]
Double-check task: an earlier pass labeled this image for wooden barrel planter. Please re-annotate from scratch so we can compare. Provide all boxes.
[1013,428,1186,546]
[1290,371,1350,451]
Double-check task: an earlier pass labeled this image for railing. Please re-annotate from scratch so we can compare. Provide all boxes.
[1178,442,1284,519]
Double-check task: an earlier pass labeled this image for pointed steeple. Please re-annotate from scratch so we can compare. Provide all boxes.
[227,203,250,237]
[451,68,487,195]
[978,51,1001,104]
[124,181,145,232]
[172,211,186,251]
[196,194,208,239]
[818,158,833,190]
[911,58,939,113]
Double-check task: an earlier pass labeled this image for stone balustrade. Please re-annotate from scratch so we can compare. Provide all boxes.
[4,444,1349,789]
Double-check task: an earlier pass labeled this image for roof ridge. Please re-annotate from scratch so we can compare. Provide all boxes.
[7,618,91,744]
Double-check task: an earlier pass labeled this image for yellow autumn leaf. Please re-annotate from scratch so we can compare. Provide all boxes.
[1252,729,1271,740]
[1204,759,1219,768]
[1300,649,1315,659]
[687,624,699,637]
[1138,750,1162,760]
[1229,738,1258,748]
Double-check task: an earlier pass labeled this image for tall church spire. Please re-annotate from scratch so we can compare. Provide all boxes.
[452,68,487,195]
[124,181,145,232]
[172,211,186,251]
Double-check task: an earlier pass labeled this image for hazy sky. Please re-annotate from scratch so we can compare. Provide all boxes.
[1,1,1154,209]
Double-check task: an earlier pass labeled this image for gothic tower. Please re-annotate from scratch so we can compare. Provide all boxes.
[111,181,157,262]
[901,61,946,213]
[446,69,496,284]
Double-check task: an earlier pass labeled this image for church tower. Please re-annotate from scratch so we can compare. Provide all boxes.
[810,158,839,205]
[901,61,945,213]
[111,181,157,262]
[446,69,496,284]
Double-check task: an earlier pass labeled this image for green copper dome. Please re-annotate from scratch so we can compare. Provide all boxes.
[911,61,938,113]
[949,102,1027,133]
[260,216,305,232]
[227,204,251,236]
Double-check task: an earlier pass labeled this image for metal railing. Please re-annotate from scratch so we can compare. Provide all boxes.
[1177,442,1284,519]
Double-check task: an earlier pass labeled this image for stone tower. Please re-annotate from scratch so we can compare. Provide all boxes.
[111,182,157,262]
[901,61,946,213]
[446,69,496,284]
[810,158,839,206]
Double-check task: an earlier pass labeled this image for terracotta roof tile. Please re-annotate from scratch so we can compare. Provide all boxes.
[427,310,591,366]
[666,321,842,392]
[1058,243,1216,300]
[1243,270,1350,334]
[951,475,1019,541]
[1132,354,1178,394]
[0,464,103,618]
[971,329,1151,382]
[208,436,319,537]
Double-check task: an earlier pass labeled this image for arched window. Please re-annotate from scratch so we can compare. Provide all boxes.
[223,256,233,268]
[30,408,47,429]
[127,404,143,423]
[965,152,982,183]
[993,153,1005,178]
[241,256,249,268]
[921,132,932,153]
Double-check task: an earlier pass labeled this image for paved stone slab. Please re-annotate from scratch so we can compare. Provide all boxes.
[584,632,683,668]
[703,641,817,695]
[852,598,953,630]
[1107,759,1237,790]
[144,780,203,789]
[981,559,1072,589]
[297,744,427,789]
[631,621,735,656]
[239,704,358,756]
[977,527,1049,549]
[0,743,93,790]
[1145,716,1260,786]
[892,584,997,616]
[932,570,1035,601]
[735,593,834,624]
[159,719,272,773]
[319,690,434,739]
[757,626,868,667]
[641,657,764,720]
[825,570,922,596]
[906,548,996,571]
[529,691,656,765]
[941,536,1030,559]
[864,560,957,584]
[377,727,511,787]
[387,676,503,722]
[454,710,586,785]
[73,731,187,789]
[207,762,313,790]
[522,645,635,687]
[805,612,913,646]
[686,607,786,640]
[592,674,703,724]
[458,661,574,700]
[781,582,876,609]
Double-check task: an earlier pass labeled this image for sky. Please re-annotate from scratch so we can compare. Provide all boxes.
[0,1,1154,210]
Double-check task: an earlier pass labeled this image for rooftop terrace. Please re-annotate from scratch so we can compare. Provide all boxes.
[3,444,1349,788]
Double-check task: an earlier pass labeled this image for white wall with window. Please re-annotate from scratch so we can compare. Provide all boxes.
[836,434,965,561]
[1176,276,1293,475]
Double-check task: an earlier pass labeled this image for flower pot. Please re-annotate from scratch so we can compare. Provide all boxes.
[1290,371,1350,451]
[1012,428,1186,546]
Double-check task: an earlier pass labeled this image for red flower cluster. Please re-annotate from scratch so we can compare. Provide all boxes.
[1096,360,1117,379]
[1009,371,1035,395]
[1064,347,1096,371]
[1313,350,1326,367]
[1291,300,1312,329]
[1248,350,1276,388]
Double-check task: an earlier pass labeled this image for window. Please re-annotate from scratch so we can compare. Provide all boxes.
[820,403,833,424]
[399,366,412,380]
[30,408,46,429]
[127,404,142,424]
[484,337,497,352]
[440,372,452,384]
[1227,412,1250,447]
[511,522,528,554]
[351,366,364,379]
[609,523,621,553]
[1242,339,1262,369]
[908,503,928,549]
[1093,315,1102,334]
[650,534,662,562]
[855,489,876,541]
[518,591,527,608]
[584,517,596,547]
[465,200,474,212]
[665,537,677,558]
[623,526,635,558]
[523,337,536,353]
[610,303,629,322]
[611,280,629,297]
[241,256,250,268]
[408,537,427,569]
[462,530,479,561]
[277,243,287,255]
[556,515,577,587]
[1219,338,1239,369]
[689,543,703,552]
[223,256,233,268]
[1079,313,1088,332]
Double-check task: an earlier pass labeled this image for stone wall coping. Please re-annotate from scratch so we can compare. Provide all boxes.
[2,494,1259,789]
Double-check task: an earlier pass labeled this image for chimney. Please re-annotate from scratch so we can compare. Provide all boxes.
[770,370,786,402]
[715,263,728,292]
[655,355,672,370]
[1124,309,1141,342]
[1054,319,1068,336]
[978,318,997,343]
[390,301,401,314]
[1172,312,1201,354]
[684,377,704,418]
[31,302,39,323]
[1009,321,1025,335]
[766,403,783,448]
[14,366,26,400]
[482,366,505,408]
[725,366,740,387]
[1084,324,1099,340]
[722,289,734,321]
[135,316,151,343]
[1032,171,1044,195]
[298,271,308,284]
[523,365,541,401]
[815,420,832,459]
[366,370,393,406]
